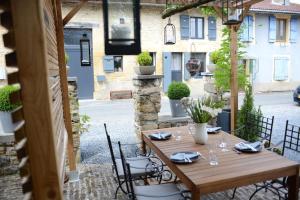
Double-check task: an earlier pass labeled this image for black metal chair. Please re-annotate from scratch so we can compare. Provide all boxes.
[104,123,171,198]
[248,120,300,200]
[118,141,191,200]
[231,112,275,199]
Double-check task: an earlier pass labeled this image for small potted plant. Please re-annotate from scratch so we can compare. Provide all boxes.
[207,50,219,73]
[182,97,222,144]
[0,85,20,134]
[134,51,155,75]
[167,82,190,117]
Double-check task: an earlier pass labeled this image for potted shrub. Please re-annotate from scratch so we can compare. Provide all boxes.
[167,82,190,117]
[207,50,219,73]
[0,85,20,134]
[134,51,155,75]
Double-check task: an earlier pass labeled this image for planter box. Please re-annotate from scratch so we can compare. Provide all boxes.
[217,109,231,133]
[169,99,186,117]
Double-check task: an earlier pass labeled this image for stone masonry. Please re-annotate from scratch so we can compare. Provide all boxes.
[0,136,18,176]
[68,77,81,162]
[133,75,163,137]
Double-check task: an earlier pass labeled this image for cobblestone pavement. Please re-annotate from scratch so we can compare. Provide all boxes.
[1,163,298,200]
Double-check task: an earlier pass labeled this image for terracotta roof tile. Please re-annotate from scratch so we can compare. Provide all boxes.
[251,0,300,14]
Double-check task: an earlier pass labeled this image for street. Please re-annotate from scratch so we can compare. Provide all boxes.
[79,91,300,164]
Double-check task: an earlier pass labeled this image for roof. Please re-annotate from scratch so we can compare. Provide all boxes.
[250,0,300,14]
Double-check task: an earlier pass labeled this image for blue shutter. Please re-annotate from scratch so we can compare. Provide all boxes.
[241,16,249,41]
[163,52,172,92]
[290,16,298,43]
[103,56,114,72]
[248,15,254,41]
[184,52,191,80]
[269,15,276,42]
[180,15,190,40]
[274,58,288,81]
[208,16,217,41]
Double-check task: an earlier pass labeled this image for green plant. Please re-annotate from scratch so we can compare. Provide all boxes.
[167,82,190,100]
[137,52,152,66]
[199,6,217,16]
[213,27,247,95]
[65,53,69,64]
[75,114,91,134]
[237,84,262,142]
[210,50,220,64]
[0,85,20,112]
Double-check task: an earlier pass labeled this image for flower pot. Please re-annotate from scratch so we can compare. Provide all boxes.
[169,99,186,117]
[0,111,14,134]
[192,123,208,144]
[134,65,155,75]
[207,63,216,73]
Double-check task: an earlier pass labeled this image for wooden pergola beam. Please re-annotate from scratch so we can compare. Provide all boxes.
[63,0,88,26]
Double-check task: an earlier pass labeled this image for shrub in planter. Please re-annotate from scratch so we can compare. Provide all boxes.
[167,82,190,117]
[0,85,20,134]
[134,51,155,75]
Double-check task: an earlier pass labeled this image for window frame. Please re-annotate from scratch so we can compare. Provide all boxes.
[276,18,287,42]
[149,52,156,66]
[273,56,289,82]
[189,17,204,39]
[113,56,123,72]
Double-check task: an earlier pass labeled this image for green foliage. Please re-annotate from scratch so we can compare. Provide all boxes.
[202,96,225,109]
[237,84,262,142]
[167,82,190,100]
[210,50,220,64]
[213,27,247,94]
[137,52,152,66]
[199,6,217,16]
[65,53,69,64]
[0,85,20,112]
[185,98,213,123]
[75,114,91,134]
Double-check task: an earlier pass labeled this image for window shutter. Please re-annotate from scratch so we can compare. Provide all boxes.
[103,56,114,72]
[274,58,288,81]
[180,15,190,40]
[290,16,298,43]
[184,52,191,80]
[163,52,172,92]
[269,15,276,42]
[248,15,254,41]
[208,16,217,41]
[241,16,249,41]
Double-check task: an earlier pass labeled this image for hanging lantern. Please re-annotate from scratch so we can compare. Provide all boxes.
[164,18,176,45]
[222,0,243,25]
[80,33,91,66]
[103,0,141,55]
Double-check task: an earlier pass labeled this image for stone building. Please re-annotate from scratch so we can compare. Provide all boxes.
[62,0,223,99]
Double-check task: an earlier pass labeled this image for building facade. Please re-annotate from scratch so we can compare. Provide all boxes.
[62,1,223,99]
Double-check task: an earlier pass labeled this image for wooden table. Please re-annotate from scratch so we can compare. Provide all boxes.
[141,127,300,200]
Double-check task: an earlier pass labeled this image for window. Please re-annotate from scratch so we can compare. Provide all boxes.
[276,18,287,42]
[274,57,289,81]
[241,15,254,42]
[190,17,204,39]
[113,56,123,72]
[149,52,156,66]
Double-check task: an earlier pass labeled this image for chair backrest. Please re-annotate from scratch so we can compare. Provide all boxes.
[282,120,300,157]
[245,112,274,146]
[104,123,121,184]
[118,141,136,200]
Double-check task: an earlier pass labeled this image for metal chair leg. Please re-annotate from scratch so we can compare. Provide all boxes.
[231,187,237,199]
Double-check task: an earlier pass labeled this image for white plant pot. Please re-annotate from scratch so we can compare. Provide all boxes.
[192,123,208,144]
[0,111,14,134]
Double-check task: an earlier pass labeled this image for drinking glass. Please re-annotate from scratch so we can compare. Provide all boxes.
[219,133,229,152]
[187,121,195,135]
[208,143,219,166]
[173,124,182,141]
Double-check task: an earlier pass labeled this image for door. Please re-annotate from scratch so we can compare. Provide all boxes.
[171,53,183,82]
[64,28,94,99]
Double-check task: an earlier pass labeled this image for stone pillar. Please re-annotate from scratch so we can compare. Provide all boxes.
[133,75,163,138]
[67,77,80,162]
[0,136,18,176]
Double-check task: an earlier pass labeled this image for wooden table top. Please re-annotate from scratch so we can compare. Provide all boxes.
[142,126,299,194]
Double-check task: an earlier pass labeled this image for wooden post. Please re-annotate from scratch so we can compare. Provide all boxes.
[230,25,239,133]
[55,0,77,171]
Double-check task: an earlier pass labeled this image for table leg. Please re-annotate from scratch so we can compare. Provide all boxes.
[191,189,201,200]
[287,173,299,200]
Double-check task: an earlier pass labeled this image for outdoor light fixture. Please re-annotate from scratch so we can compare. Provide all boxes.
[164,18,176,45]
[222,0,243,25]
[80,33,91,66]
[103,0,141,55]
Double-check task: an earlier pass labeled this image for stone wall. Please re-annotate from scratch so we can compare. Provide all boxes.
[68,77,81,162]
[133,75,163,137]
[0,136,18,176]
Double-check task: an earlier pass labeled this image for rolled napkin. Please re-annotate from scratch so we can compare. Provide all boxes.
[235,141,262,152]
[207,127,222,134]
[170,152,200,163]
[149,132,172,140]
